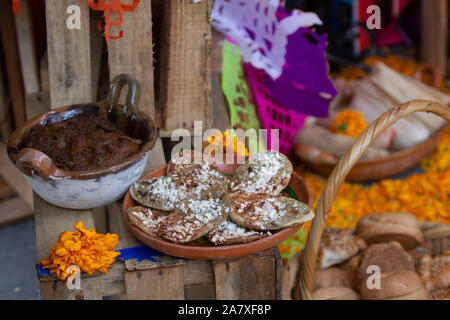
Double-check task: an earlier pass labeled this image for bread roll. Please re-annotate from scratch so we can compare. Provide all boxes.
[360,270,429,300]
[357,241,415,284]
[430,288,450,300]
[356,212,424,250]
[317,227,366,269]
[312,287,361,300]
[417,254,450,292]
[313,268,354,291]
[297,124,389,161]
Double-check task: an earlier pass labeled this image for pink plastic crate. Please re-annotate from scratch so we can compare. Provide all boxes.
[244,63,307,155]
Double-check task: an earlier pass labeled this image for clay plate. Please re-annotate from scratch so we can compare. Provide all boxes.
[295,127,445,182]
[122,164,313,260]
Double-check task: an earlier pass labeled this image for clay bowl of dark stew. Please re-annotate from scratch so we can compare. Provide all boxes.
[7,74,157,209]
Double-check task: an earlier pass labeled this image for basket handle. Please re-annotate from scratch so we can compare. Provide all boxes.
[298,100,450,300]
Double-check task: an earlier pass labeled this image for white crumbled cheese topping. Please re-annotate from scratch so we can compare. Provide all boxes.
[231,151,290,193]
[133,176,189,207]
[209,220,264,243]
[179,198,227,223]
[169,163,225,200]
[164,198,228,241]
[232,196,305,229]
[130,209,166,231]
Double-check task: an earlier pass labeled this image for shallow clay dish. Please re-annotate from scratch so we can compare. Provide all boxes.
[295,127,445,182]
[122,164,313,260]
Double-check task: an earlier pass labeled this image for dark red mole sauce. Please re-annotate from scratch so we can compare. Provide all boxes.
[21,112,142,171]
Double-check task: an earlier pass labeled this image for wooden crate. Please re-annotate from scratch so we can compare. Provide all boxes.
[37,202,282,300]
[38,250,281,300]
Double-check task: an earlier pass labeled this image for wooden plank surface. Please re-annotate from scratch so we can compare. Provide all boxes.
[25,91,50,120]
[160,0,213,133]
[0,178,15,200]
[34,198,97,261]
[124,266,185,300]
[183,260,216,299]
[143,137,166,174]
[0,0,27,127]
[421,0,448,76]
[108,0,155,119]
[40,276,103,300]
[213,249,278,300]
[0,143,33,207]
[46,0,93,106]
[0,197,33,227]
[14,0,40,94]
[107,200,141,251]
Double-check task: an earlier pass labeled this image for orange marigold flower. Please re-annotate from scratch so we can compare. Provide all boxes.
[330,110,367,138]
[39,221,120,280]
[204,130,249,156]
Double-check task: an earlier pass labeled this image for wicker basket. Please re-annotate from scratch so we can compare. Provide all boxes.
[286,100,450,300]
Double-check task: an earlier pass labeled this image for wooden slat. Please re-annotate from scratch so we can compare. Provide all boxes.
[213,249,278,300]
[38,260,127,298]
[143,137,166,174]
[36,1,101,300]
[40,276,103,300]
[14,0,40,94]
[160,0,213,133]
[124,266,185,300]
[0,143,33,207]
[421,0,448,76]
[0,197,33,227]
[46,0,93,107]
[34,196,97,261]
[183,260,215,287]
[38,250,282,300]
[25,91,50,120]
[0,178,15,200]
[184,285,216,300]
[108,0,155,118]
[0,0,27,127]
[107,200,141,251]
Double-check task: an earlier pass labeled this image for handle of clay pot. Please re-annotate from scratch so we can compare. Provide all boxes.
[107,74,142,115]
[297,100,450,300]
[15,148,62,181]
